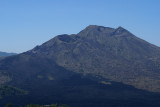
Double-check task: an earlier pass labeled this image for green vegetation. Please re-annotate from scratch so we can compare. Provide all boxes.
[5,103,14,107]
[5,103,69,107]
[0,85,28,99]
[0,70,11,84]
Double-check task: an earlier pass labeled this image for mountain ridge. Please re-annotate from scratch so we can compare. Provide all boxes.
[0,25,160,106]
[22,25,160,92]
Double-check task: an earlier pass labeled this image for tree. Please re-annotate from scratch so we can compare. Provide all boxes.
[50,104,58,107]
[5,103,14,107]
[25,104,41,107]
[59,104,69,107]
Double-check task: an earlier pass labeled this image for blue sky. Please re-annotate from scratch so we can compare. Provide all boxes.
[0,0,160,53]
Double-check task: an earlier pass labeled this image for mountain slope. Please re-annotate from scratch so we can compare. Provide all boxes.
[2,54,160,107]
[0,25,160,106]
[28,25,160,92]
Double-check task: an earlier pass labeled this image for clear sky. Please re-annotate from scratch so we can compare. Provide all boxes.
[0,0,160,53]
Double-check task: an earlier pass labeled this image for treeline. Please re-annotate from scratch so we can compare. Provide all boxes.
[5,103,70,107]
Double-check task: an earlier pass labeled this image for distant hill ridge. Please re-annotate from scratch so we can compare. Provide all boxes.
[0,51,16,57]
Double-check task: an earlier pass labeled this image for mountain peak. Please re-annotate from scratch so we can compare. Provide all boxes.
[111,26,133,36]
[85,25,114,31]
[79,25,132,36]
[86,25,99,28]
[116,26,127,32]
[78,25,115,36]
